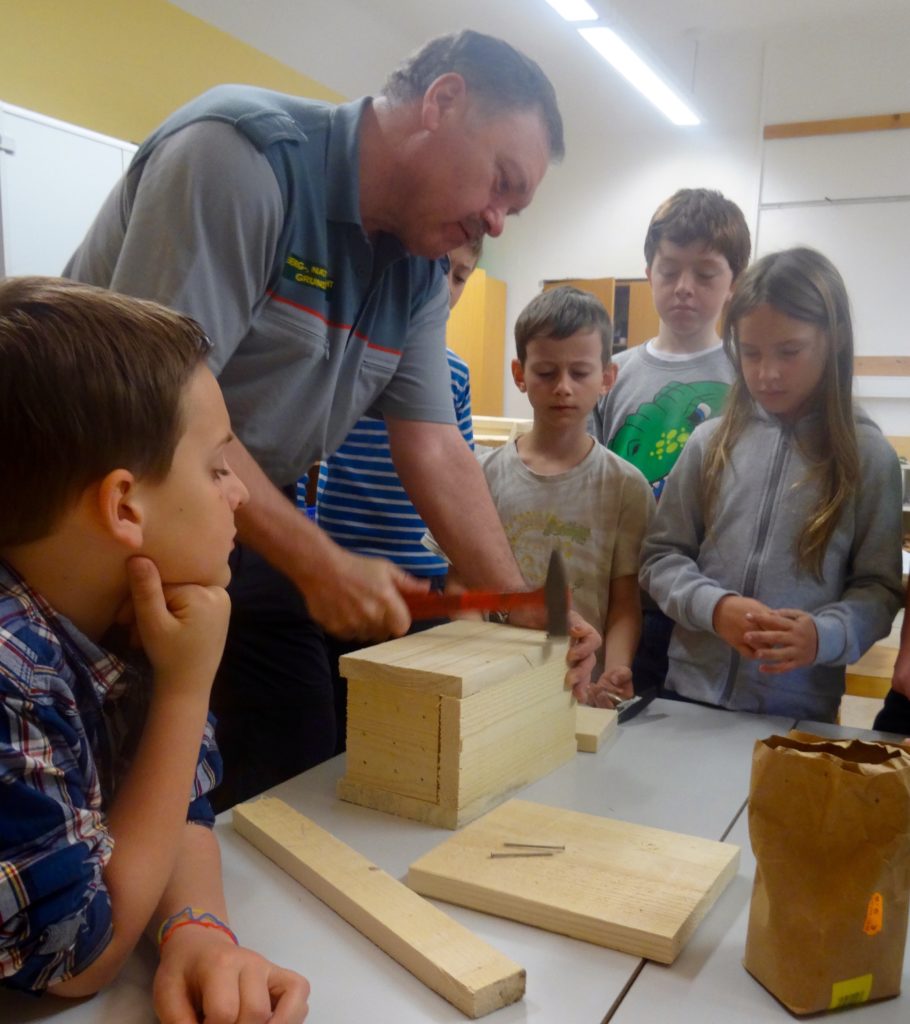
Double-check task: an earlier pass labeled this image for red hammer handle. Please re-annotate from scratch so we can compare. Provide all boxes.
[404,588,544,622]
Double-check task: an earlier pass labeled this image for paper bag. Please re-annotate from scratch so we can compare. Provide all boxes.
[743,732,910,1014]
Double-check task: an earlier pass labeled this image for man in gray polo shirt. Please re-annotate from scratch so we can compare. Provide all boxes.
[66,31,587,807]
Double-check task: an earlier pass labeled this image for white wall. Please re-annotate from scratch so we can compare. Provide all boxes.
[759,19,910,437]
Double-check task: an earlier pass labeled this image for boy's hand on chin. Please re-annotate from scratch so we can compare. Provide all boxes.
[126,556,230,692]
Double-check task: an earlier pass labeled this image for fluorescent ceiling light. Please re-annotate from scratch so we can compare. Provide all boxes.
[543,0,598,22]
[579,26,700,126]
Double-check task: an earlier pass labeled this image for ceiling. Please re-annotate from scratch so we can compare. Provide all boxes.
[172,0,910,141]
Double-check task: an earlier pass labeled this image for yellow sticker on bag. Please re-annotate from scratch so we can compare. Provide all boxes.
[829,974,873,1009]
[863,892,883,935]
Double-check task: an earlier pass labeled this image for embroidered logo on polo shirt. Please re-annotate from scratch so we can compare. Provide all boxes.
[282,253,335,292]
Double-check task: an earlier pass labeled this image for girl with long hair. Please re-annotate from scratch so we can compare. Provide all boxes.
[639,247,903,721]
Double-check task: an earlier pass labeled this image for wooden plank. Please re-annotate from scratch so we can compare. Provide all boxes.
[764,112,910,140]
[854,355,910,376]
[344,678,440,802]
[471,415,533,444]
[340,621,563,698]
[233,798,525,1018]
[438,651,576,827]
[407,799,739,965]
[336,775,455,827]
[575,705,618,752]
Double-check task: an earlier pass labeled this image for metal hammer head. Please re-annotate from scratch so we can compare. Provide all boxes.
[544,549,569,637]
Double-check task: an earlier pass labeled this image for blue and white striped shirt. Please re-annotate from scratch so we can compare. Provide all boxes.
[313,349,473,575]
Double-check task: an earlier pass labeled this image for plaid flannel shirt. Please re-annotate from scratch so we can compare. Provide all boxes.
[0,561,221,992]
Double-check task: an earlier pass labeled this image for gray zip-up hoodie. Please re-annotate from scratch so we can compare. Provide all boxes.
[640,406,904,721]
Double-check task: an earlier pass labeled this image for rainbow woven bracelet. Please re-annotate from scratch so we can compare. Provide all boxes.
[156,906,238,950]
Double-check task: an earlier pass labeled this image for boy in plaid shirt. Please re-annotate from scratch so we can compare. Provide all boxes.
[0,279,308,1019]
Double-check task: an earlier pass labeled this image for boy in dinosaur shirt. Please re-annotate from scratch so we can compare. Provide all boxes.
[591,188,751,693]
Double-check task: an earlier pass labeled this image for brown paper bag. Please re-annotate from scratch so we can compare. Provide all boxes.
[743,732,910,1015]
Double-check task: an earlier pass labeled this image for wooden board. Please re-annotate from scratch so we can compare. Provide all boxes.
[438,657,576,826]
[233,798,525,1019]
[407,799,740,964]
[344,677,440,803]
[340,620,564,698]
[575,705,618,752]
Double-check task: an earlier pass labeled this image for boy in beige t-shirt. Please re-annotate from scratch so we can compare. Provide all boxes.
[463,286,654,702]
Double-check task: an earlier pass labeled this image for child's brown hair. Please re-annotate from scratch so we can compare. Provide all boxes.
[0,277,211,546]
[644,188,751,280]
[515,286,613,364]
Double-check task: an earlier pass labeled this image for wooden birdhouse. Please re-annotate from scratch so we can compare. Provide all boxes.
[337,620,576,829]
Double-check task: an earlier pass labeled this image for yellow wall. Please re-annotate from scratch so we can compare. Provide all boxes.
[0,0,344,142]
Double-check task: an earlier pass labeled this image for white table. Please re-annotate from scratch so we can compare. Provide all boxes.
[5,701,907,1023]
[609,713,910,1024]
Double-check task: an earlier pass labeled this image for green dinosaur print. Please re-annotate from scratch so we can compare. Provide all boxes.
[609,380,730,498]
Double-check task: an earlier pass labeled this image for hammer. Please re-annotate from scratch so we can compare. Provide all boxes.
[404,549,570,636]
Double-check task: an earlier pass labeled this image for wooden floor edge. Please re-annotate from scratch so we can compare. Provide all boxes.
[233,798,524,1018]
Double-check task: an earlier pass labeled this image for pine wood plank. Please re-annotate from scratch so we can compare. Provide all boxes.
[340,620,560,698]
[345,678,440,802]
[764,112,910,140]
[407,799,740,965]
[575,705,618,752]
[233,798,525,1018]
[438,647,576,825]
[335,776,453,826]
[854,356,910,377]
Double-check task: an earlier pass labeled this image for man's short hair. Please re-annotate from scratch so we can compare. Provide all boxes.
[383,30,565,161]
[0,277,211,547]
[644,188,751,280]
[514,286,613,364]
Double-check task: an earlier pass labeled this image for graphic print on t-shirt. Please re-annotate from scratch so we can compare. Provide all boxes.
[608,379,730,499]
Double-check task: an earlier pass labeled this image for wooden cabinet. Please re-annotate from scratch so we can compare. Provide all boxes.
[445,267,506,416]
[542,277,659,350]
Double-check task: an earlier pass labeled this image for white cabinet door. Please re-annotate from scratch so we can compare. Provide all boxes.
[0,102,136,277]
